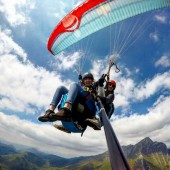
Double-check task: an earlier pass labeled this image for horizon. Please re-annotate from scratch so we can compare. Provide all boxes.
[1,136,169,158]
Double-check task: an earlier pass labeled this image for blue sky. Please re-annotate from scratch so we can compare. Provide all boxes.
[0,0,170,158]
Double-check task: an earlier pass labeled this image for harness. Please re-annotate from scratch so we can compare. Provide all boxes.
[58,84,97,136]
[83,84,97,100]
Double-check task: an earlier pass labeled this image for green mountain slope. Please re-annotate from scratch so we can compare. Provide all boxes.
[0,138,170,170]
[128,153,170,170]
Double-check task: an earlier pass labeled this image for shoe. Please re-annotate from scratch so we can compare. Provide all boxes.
[85,117,101,130]
[49,108,72,122]
[38,109,54,122]
[53,124,71,133]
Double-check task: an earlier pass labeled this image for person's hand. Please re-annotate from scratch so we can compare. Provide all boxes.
[78,74,82,80]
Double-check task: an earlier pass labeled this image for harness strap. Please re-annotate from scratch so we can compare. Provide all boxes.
[85,93,91,100]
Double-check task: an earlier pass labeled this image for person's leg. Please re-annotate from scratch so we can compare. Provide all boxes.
[53,124,71,133]
[50,86,68,110]
[85,115,101,130]
[85,101,101,130]
[64,83,83,109]
[50,83,84,121]
[38,86,68,122]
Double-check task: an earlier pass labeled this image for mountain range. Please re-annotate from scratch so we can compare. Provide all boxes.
[0,137,170,170]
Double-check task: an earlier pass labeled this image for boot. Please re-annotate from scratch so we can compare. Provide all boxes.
[53,124,71,133]
[38,109,54,122]
[49,108,72,122]
[85,116,101,130]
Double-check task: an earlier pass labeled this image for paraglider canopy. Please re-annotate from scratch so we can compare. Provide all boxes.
[47,0,170,55]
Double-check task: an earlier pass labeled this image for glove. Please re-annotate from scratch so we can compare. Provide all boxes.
[98,74,105,86]
[78,74,82,81]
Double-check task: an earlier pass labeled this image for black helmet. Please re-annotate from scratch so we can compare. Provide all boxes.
[82,72,94,80]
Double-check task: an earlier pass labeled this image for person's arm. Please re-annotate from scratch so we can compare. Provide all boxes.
[105,93,115,105]
[97,74,106,97]
[98,86,105,97]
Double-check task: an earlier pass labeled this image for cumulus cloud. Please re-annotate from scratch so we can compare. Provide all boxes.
[115,77,135,108]
[113,68,169,108]
[134,71,170,101]
[0,55,64,114]
[0,29,27,61]
[52,51,82,71]
[108,69,170,110]
[0,29,68,114]
[155,55,170,68]
[112,96,170,147]
[0,0,35,26]
[90,59,108,80]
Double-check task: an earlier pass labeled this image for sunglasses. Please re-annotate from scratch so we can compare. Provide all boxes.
[107,84,114,87]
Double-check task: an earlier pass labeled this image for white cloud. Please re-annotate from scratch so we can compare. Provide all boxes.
[0,29,27,61]
[115,77,135,107]
[155,55,170,68]
[0,54,64,113]
[90,56,121,81]
[90,59,108,80]
[0,0,35,27]
[73,0,84,8]
[0,29,68,114]
[52,1,67,20]
[114,94,129,108]
[51,0,83,21]
[149,32,159,42]
[108,69,170,109]
[134,71,170,101]
[154,14,167,24]
[52,51,82,71]
[112,96,170,147]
